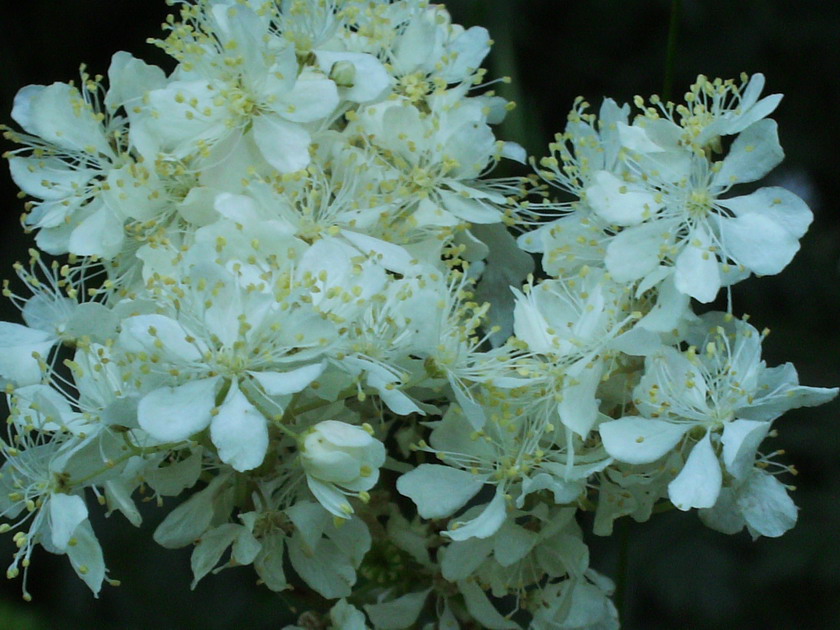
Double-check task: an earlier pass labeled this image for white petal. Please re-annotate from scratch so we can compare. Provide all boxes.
[642,347,710,414]
[558,361,604,437]
[340,230,416,276]
[27,83,113,156]
[104,479,142,527]
[397,464,486,519]
[743,363,838,421]
[450,377,487,431]
[586,170,661,226]
[67,203,125,259]
[637,275,691,332]
[721,419,770,480]
[605,222,669,282]
[444,121,495,179]
[599,417,690,464]
[617,121,667,153]
[366,370,423,416]
[66,521,106,596]
[674,227,721,302]
[740,74,767,111]
[444,487,507,541]
[105,51,167,111]
[138,377,219,442]
[0,322,54,385]
[713,119,784,186]
[276,70,339,123]
[177,187,220,226]
[442,26,491,81]
[35,222,75,255]
[210,382,269,472]
[140,80,230,156]
[49,493,89,551]
[737,471,797,538]
[120,314,205,363]
[718,213,798,276]
[501,141,527,163]
[8,156,95,201]
[512,288,553,354]
[64,303,119,341]
[11,85,42,133]
[249,362,325,396]
[307,477,354,519]
[12,384,76,431]
[252,115,311,173]
[717,187,812,275]
[438,189,501,224]
[21,294,72,332]
[316,52,391,103]
[393,16,437,74]
[668,432,722,511]
[698,486,746,535]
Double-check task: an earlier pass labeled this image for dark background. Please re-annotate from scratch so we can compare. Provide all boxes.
[0,1,838,628]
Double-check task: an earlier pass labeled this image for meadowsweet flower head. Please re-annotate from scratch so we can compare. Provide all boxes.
[0,1,835,627]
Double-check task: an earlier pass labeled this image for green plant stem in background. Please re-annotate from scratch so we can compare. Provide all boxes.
[458,0,544,157]
[614,518,631,623]
[663,0,682,101]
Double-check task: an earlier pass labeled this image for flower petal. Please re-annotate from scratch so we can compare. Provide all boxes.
[210,382,269,472]
[444,487,507,541]
[138,377,219,442]
[586,170,661,226]
[713,119,784,186]
[717,187,812,276]
[248,362,326,396]
[0,322,55,385]
[397,464,486,519]
[737,471,797,538]
[674,226,720,302]
[721,419,770,480]
[49,493,89,551]
[252,115,311,174]
[599,417,690,464]
[668,432,722,511]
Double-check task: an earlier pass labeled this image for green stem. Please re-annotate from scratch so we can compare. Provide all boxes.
[614,518,631,623]
[663,0,682,101]
[71,440,185,487]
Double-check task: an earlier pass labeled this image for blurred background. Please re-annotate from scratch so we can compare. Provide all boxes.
[0,1,838,628]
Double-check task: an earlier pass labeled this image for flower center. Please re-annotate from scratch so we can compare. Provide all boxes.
[686,188,713,218]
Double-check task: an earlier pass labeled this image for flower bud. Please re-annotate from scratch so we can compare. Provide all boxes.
[300,420,386,492]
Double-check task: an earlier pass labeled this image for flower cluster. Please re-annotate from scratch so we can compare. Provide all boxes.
[0,1,834,627]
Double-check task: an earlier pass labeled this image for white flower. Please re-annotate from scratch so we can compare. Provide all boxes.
[526,75,812,304]
[0,438,107,598]
[137,2,339,172]
[599,314,837,511]
[0,253,116,386]
[352,98,512,227]
[389,4,491,101]
[6,75,126,257]
[299,420,386,518]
